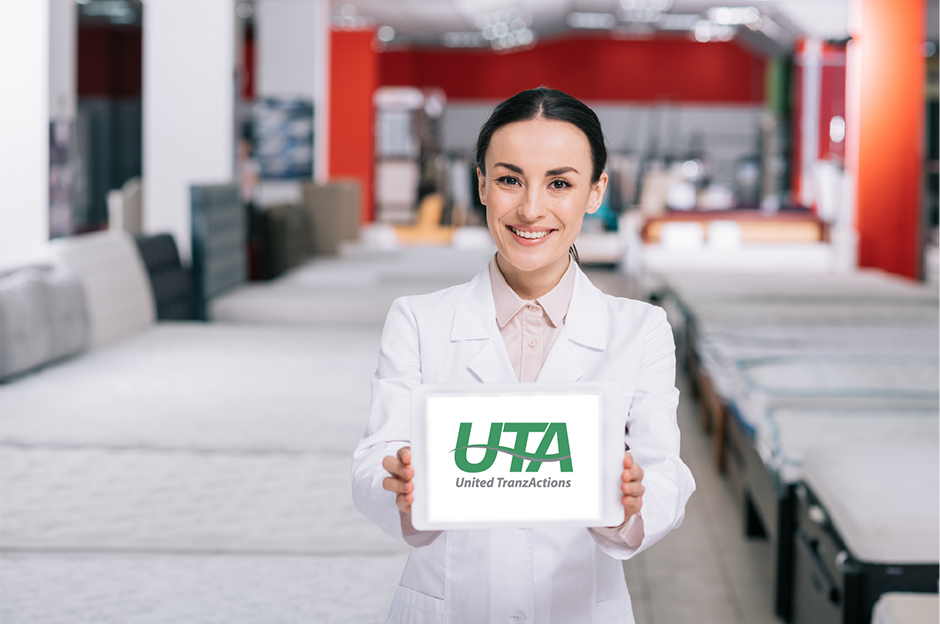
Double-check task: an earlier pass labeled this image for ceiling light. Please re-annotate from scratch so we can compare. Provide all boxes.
[707,7,760,26]
[567,12,617,29]
[693,20,736,42]
[657,14,701,31]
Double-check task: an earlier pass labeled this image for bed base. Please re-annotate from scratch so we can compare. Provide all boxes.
[791,484,939,624]
[723,407,799,621]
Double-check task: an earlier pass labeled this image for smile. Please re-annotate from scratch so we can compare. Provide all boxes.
[509,226,553,240]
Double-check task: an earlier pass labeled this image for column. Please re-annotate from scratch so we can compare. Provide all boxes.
[846,0,925,278]
[0,1,51,269]
[143,0,235,262]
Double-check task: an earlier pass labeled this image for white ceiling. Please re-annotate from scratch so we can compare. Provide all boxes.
[339,0,852,46]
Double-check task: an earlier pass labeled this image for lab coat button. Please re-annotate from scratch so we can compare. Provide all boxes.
[528,339,537,348]
[511,612,527,623]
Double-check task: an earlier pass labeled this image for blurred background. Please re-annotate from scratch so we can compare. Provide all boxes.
[0,1,937,623]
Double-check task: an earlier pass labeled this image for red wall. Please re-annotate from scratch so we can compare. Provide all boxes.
[850,0,924,278]
[329,29,378,223]
[78,24,142,98]
[379,34,765,103]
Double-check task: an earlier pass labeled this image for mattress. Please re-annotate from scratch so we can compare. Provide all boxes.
[757,408,940,484]
[211,246,496,324]
[723,354,940,442]
[802,443,940,564]
[0,322,402,556]
[0,323,381,453]
[1,551,409,624]
[871,592,939,624]
[660,269,938,306]
[695,323,940,400]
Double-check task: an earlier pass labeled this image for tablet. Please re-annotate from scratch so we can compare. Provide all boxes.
[410,382,626,531]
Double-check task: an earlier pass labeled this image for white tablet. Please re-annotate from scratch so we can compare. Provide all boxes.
[410,382,626,531]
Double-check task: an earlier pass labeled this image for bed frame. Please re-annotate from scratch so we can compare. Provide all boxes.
[791,483,938,624]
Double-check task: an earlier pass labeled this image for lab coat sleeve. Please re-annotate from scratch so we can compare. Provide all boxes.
[589,306,695,559]
[350,297,442,547]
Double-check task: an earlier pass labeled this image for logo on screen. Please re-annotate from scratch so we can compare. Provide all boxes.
[452,422,572,473]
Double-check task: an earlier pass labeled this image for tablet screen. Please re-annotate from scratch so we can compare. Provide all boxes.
[411,383,624,530]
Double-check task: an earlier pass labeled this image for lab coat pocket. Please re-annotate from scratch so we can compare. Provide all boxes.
[386,584,445,624]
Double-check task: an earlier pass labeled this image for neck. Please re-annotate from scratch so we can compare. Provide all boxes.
[496,253,571,300]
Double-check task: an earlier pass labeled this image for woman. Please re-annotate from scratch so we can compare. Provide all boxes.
[352,87,695,624]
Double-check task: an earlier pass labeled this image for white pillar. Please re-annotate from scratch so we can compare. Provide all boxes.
[0,1,51,270]
[255,0,330,182]
[143,0,235,262]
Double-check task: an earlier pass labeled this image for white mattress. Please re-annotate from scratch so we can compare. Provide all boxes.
[756,408,940,484]
[802,444,940,564]
[871,593,939,624]
[661,269,938,305]
[211,246,495,324]
[1,551,408,624]
[0,323,381,453]
[725,355,939,440]
[696,324,940,400]
[0,322,402,556]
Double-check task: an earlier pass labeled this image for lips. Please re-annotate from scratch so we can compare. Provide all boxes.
[508,225,555,240]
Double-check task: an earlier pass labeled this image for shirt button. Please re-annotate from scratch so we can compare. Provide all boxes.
[526,305,537,312]
[528,339,537,348]
[511,613,527,624]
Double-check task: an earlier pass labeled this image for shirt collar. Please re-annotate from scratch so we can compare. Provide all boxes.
[488,255,577,329]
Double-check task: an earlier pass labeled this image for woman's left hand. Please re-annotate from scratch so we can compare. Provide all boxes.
[621,452,645,522]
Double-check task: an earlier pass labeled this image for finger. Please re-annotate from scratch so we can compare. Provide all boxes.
[629,462,644,482]
[382,455,413,481]
[623,452,633,470]
[621,480,646,498]
[621,495,643,516]
[397,492,413,514]
[398,446,412,466]
[383,476,413,495]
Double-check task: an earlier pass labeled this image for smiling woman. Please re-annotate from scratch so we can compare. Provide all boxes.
[352,87,695,624]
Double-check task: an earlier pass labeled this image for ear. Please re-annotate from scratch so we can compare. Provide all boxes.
[585,172,608,215]
[476,167,487,205]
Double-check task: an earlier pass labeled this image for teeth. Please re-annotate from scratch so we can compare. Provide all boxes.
[511,227,550,239]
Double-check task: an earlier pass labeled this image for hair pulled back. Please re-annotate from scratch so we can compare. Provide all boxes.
[475,87,608,184]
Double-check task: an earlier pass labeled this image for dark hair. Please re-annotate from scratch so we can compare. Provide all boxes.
[475,87,608,183]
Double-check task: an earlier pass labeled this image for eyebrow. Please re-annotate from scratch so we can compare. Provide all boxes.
[493,163,580,177]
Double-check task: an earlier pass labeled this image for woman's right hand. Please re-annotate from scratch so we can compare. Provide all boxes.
[382,446,414,514]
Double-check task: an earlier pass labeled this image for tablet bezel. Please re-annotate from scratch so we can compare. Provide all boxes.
[410,382,626,531]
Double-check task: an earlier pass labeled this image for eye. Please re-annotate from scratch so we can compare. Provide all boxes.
[497,176,521,186]
[549,179,571,190]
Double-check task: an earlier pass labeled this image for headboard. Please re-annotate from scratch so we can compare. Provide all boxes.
[190,184,246,320]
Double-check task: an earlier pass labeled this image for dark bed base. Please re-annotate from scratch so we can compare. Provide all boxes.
[723,405,799,621]
[791,483,939,624]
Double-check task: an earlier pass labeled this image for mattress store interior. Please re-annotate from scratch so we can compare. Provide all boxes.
[1,0,939,622]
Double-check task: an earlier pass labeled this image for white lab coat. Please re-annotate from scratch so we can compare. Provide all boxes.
[351,264,695,624]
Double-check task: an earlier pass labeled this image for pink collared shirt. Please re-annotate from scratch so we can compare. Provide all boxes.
[488,255,643,546]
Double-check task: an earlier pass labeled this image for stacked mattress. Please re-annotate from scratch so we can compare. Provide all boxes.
[654,268,940,623]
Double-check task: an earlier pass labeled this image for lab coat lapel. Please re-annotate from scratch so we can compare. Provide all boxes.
[537,266,609,384]
[451,266,517,384]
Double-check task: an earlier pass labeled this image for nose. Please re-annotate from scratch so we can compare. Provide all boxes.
[516,187,546,222]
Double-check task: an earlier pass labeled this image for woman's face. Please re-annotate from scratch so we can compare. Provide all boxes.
[478,117,607,289]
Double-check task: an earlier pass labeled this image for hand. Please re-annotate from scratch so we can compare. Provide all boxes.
[621,452,645,523]
[382,446,414,514]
